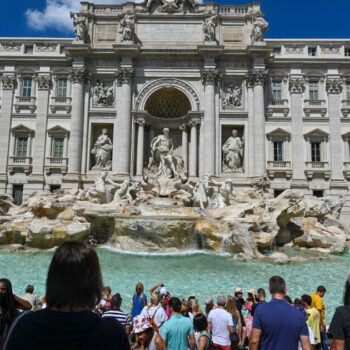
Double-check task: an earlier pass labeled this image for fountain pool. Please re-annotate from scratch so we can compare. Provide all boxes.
[0,247,347,323]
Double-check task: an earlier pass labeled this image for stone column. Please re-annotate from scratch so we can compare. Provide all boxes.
[327,78,344,180]
[179,124,188,170]
[0,75,16,177]
[201,69,218,176]
[247,70,267,177]
[189,120,198,177]
[32,75,51,174]
[289,77,306,180]
[114,68,133,175]
[67,70,86,174]
[136,119,145,176]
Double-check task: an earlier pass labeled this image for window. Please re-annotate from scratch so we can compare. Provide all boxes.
[308,47,317,56]
[272,81,282,101]
[12,185,23,205]
[53,137,64,158]
[273,47,281,56]
[313,190,324,198]
[16,137,28,157]
[311,142,321,162]
[22,78,32,97]
[309,81,319,100]
[25,46,33,54]
[273,141,283,161]
[57,79,67,98]
[345,48,350,57]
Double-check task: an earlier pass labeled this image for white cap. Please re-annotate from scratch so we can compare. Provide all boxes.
[159,287,168,295]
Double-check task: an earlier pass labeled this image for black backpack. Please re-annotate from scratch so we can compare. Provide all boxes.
[199,332,215,350]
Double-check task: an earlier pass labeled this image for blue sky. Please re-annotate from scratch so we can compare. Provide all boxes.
[0,0,350,39]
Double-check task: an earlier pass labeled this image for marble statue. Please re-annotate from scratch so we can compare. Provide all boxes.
[119,13,135,41]
[143,0,198,12]
[92,81,114,106]
[113,180,139,203]
[186,176,214,210]
[70,12,87,43]
[77,171,118,204]
[223,84,242,109]
[251,15,268,43]
[203,14,217,42]
[210,178,236,209]
[222,129,243,172]
[148,128,178,178]
[91,128,113,170]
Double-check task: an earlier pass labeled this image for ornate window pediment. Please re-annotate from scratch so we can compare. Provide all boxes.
[266,128,291,140]
[47,125,70,136]
[304,128,329,139]
[11,124,35,136]
[342,131,350,140]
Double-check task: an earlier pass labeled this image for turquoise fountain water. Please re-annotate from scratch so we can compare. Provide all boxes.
[0,248,347,323]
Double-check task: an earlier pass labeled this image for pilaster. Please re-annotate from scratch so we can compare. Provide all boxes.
[189,121,199,177]
[136,119,145,176]
[179,124,188,170]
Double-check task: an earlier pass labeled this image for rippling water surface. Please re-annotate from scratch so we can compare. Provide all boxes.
[0,248,348,323]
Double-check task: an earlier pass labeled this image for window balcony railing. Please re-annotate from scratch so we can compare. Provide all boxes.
[304,99,327,117]
[341,100,350,117]
[50,96,72,113]
[267,99,289,117]
[305,161,330,179]
[343,161,350,179]
[8,156,32,174]
[14,96,36,113]
[217,5,248,15]
[45,157,68,174]
[266,160,292,179]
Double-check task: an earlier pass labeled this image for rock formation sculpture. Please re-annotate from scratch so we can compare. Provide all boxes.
[91,128,113,170]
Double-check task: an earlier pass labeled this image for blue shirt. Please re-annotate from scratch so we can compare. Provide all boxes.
[131,294,147,320]
[253,298,309,350]
[160,315,194,350]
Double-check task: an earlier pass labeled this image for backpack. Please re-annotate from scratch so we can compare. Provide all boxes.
[147,307,160,333]
[199,332,215,350]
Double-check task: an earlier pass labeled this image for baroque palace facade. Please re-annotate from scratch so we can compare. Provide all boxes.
[1,1,350,206]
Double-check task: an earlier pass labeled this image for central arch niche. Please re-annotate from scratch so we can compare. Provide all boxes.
[145,88,191,119]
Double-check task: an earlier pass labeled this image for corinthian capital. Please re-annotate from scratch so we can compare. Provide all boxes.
[288,77,305,93]
[326,78,343,94]
[116,68,134,86]
[70,69,88,84]
[1,75,17,90]
[246,69,267,88]
[201,69,219,86]
[36,75,52,90]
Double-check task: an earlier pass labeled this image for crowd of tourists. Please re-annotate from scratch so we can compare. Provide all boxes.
[0,241,349,350]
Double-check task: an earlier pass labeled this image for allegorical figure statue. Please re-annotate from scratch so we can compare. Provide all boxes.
[91,128,113,170]
[223,84,242,109]
[93,81,114,106]
[148,128,178,178]
[70,12,87,43]
[204,15,217,42]
[211,178,236,209]
[222,129,243,171]
[119,13,135,41]
[251,15,268,43]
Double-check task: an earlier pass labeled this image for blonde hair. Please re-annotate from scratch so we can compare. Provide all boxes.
[148,294,158,309]
[225,295,240,320]
[192,298,200,313]
[135,282,144,298]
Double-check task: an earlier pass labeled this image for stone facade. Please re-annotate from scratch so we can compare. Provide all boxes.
[2,1,350,208]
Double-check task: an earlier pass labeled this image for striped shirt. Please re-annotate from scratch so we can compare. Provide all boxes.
[102,309,132,327]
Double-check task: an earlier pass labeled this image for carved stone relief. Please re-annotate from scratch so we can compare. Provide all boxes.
[92,81,114,107]
[222,84,243,109]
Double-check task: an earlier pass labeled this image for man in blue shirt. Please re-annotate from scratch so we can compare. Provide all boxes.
[250,276,312,350]
[159,297,195,350]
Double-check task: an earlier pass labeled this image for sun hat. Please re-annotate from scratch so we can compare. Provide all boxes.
[132,315,153,334]
[234,287,243,293]
[248,289,257,296]
[159,286,168,295]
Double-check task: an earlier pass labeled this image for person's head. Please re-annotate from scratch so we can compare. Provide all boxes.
[133,315,154,345]
[46,241,103,310]
[234,287,243,299]
[25,284,34,294]
[135,282,144,296]
[269,276,286,296]
[294,298,302,306]
[0,279,19,331]
[317,285,326,297]
[301,294,312,307]
[284,295,293,305]
[232,129,237,137]
[217,295,226,307]
[163,128,169,137]
[344,276,350,310]
[181,297,193,316]
[204,296,214,315]
[111,293,122,309]
[150,294,158,306]
[101,128,108,135]
[294,303,308,321]
[257,288,266,299]
[105,286,111,296]
[225,295,239,319]
[101,171,108,180]
[193,313,208,332]
[159,286,168,297]
[169,297,182,314]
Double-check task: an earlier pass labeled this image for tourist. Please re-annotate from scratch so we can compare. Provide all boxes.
[0,278,31,346]
[244,290,257,339]
[158,297,195,350]
[104,286,113,311]
[208,295,235,350]
[205,296,215,316]
[4,241,130,350]
[182,297,194,319]
[302,294,321,348]
[102,293,132,334]
[21,284,40,311]
[193,313,211,350]
[293,302,315,349]
[328,275,350,350]
[311,286,328,350]
[234,288,247,347]
[285,295,293,305]
[133,314,164,350]
[131,282,147,321]
[192,298,202,317]
[225,295,241,349]
[141,294,168,331]
[251,288,267,317]
[250,276,312,350]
